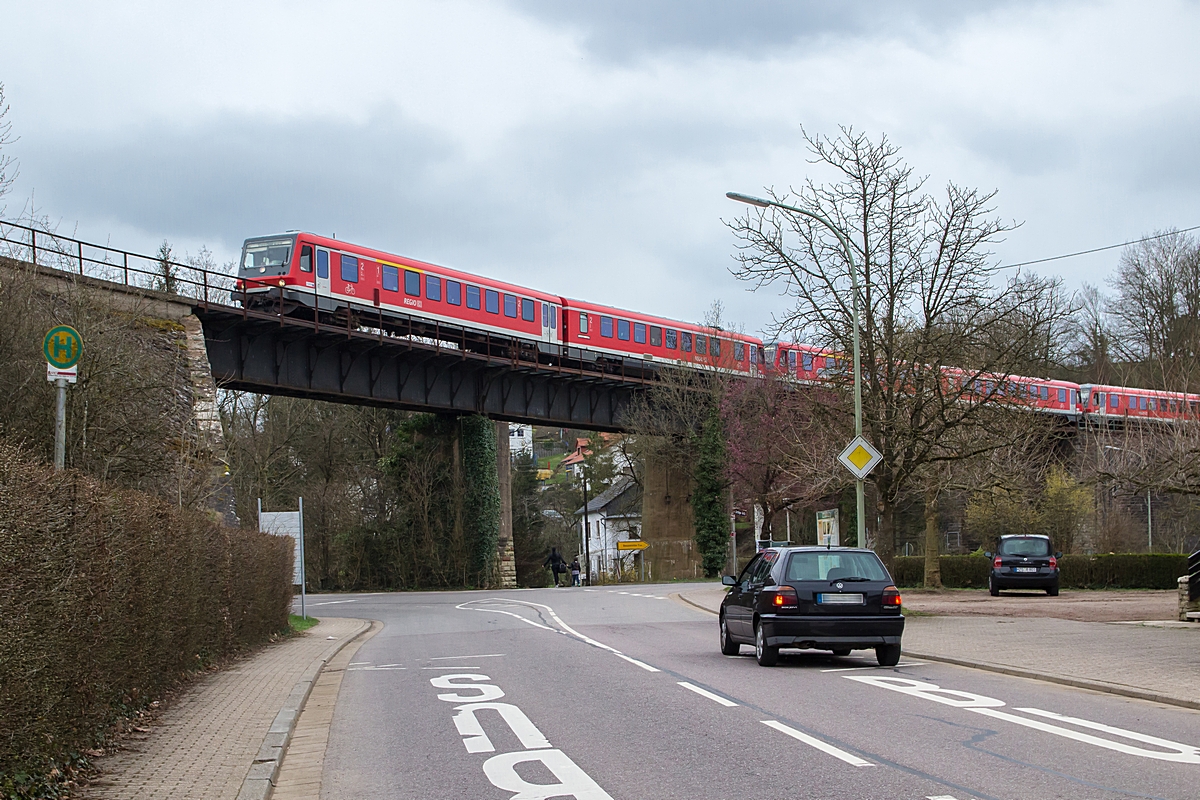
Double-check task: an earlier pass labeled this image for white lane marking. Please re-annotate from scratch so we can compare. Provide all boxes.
[483,750,614,799]
[422,666,481,670]
[973,707,1200,764]
[459,604,554,631]
[307,598,360,606]
[678,681,738,707]
[430,674,505,702]
[430,653,506,660]
[846,676,1200,764]
[347,666,406,671]
[821,662,926,672]
[349,662,370,666]
[761,720,874,767]
[461,599,661,673]
[453,702,552,752]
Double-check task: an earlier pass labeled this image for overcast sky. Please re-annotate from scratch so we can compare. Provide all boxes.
[2,1,1198,336]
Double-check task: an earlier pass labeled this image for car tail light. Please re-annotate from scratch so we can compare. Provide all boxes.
[882,586,902,608]
[1049,555,1057,570]
[771,586,798,609]
[993,556,1002,569]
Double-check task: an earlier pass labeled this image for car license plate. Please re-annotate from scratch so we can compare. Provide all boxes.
[817,593,864,605]
[1014,567,1037,573]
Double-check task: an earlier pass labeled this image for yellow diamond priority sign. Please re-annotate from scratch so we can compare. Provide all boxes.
[838,436,882,480]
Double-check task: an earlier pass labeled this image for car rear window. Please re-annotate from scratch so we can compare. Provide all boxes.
[998,537,1051,556]
[784,552,889,582]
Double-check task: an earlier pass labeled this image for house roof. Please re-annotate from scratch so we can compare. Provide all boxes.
[574,476,641,517]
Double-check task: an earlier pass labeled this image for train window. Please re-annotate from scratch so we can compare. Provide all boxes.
[665,329,677,349]
[749,344,757,363]
[710,337,720,357]
[1056,388,1066,403]
[580,313,589,335]
[789,350,797,369]
[426,275,441,301]
[633,323,646,344]
[522,298,535,322]
[504,294,518,318]
[695,335,707,355]
[803,353,813,371]
[447,281,462,305]
[1139,396,1146,410]
[650,326,662,347]
[299,245,313,273]
[486,289,500,314]
[404,270,421,297]
[551,306,557,329]
[1041,386,1049,400]
[1170,399,1178,413]
[1110,394,1119,408]
[466,285,481,309]
[681,331,692,352]
[382,265,399,292]
[618,319,630,340]
[542,303,549,327]
[600,316,613,338]
[734,342,745,362]
[316,250,329,279]
[340,254,358,283]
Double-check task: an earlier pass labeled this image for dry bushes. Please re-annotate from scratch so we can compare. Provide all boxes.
[0,444,292,791]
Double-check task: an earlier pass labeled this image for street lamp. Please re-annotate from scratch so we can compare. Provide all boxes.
[726,191,867,549]
[1103,445,1153,552]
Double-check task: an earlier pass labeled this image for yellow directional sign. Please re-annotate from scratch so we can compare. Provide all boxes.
[43,326,83,369]
[838,436,882,480]
[617,540,649,551]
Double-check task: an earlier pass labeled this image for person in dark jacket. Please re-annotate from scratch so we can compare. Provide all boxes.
[544,547,566,587]
[570,557,582,586]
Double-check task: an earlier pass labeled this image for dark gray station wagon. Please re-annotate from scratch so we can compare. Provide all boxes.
[720,546,905,667]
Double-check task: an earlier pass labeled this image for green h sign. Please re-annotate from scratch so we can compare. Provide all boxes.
[43,326,83,369]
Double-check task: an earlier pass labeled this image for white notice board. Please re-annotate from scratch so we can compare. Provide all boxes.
[260,510,303,585]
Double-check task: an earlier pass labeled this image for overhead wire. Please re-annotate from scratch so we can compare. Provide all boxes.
[1001,224,1200,269]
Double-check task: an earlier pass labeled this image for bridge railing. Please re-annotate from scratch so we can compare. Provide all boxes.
[0,219,237,304]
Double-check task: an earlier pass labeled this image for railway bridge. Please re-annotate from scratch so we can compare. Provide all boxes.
[0,223,698,586]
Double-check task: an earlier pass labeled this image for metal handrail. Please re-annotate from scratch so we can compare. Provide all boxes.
[0,219,657,387]
[1189,549,1200,603]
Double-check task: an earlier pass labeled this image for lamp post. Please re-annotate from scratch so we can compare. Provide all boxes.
[1103,445,1152,552]
[726,191,867,549]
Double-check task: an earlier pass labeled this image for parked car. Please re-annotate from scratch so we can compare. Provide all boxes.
[985,534,1061,596]
[719,546,905,667]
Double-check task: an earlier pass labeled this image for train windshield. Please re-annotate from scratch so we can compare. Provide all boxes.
[239,237,295,275]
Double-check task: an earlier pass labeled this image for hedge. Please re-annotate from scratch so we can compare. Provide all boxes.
[893,553,1188,589]
[0,444,293,794]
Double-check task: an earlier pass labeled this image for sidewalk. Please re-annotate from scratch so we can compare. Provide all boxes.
[675,586,1200,710]
[82,617,369,800]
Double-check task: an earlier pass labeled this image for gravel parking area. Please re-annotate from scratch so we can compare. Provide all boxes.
[901,588,1178,621]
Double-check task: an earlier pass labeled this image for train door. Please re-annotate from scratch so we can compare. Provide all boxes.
[542,303,561,344]
[315,248,331,300]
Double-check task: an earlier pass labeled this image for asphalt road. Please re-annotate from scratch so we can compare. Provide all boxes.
[305,585,1200,800]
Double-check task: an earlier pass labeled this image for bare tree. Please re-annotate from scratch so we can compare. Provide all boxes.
[727,127,1074,570]
[0,83,17,209]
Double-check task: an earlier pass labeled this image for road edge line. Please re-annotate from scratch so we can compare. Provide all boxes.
[903,649,1200,712]
[236,618,377,800]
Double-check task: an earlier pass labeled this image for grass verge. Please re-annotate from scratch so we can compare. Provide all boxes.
[289,614,320,633]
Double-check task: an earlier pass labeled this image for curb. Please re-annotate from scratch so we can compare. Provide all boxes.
[674,594,1200,712]
[901,649,1200,712]
[674,592,719,616]
[235,619,373,800]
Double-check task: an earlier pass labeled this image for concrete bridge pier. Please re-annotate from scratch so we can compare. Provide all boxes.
[494,420,517,589]
[640,449,701,581]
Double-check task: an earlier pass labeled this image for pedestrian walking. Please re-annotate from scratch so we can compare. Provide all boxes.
[570,557,581,587]
[544,547,566,587]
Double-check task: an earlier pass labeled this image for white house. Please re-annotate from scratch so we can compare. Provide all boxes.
[508,424,534,457]
[574,476,642,580]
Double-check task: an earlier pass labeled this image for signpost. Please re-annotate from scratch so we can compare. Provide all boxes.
[616,540,649,551]
[838,436,882,481]
[43,326,83,471]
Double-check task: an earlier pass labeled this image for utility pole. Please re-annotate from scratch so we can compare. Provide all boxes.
[582,470,592,586]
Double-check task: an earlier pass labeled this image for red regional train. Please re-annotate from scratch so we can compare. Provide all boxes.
[233,232,760,376]
[234,231,1200,423]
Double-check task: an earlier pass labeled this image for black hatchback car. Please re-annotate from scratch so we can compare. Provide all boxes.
[719,546,904,667]
[986,534,1062,596]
